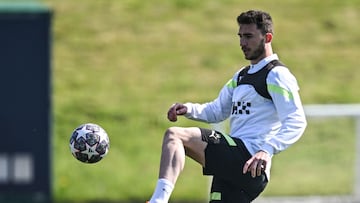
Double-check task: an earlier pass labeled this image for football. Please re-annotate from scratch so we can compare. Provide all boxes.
[69,123,110,163]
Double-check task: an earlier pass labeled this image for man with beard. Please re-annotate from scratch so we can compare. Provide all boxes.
[147,10,307,203]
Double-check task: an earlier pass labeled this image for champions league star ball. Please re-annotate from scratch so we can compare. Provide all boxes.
[69,123,110,163]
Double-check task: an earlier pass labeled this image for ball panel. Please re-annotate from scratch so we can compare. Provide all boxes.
[69,131,78,144]
[96,140,108,155]
[86,132,99,146]
[85,123,100,132]
[88,155,102,163]
[74,137,87,151]
[74,152,88,162]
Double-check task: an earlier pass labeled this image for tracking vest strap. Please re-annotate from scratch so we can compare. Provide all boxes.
[237,60,285,100]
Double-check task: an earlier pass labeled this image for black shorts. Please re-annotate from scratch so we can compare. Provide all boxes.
[200,128,268,203]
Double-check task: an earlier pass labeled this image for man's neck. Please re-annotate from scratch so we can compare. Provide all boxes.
[251,45,273,65]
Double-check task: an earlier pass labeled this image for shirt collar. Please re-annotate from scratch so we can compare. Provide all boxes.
[248,54,279,74]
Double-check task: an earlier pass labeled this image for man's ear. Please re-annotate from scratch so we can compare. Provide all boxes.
[265,33,273,43]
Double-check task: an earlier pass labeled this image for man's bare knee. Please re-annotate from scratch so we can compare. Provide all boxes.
[162,127,185,151]
[164,127,182,141]
[164,127,196,143]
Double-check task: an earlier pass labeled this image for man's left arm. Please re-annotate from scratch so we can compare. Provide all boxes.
[261,66,307,155]
[243,66,307,177]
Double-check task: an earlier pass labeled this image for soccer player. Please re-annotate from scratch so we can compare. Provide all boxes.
[148,10,307,203]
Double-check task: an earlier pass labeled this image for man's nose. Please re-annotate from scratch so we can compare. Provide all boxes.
[240,38,247,46]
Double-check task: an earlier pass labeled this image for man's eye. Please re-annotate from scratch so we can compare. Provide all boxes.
[238,34,252,39]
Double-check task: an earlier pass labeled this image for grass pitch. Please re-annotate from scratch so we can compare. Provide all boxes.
[40,0,360,202]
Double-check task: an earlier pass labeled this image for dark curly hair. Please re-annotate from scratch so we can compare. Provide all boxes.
[237,10,273,35]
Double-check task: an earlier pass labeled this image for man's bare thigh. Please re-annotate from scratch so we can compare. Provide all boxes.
[167,126,207,166]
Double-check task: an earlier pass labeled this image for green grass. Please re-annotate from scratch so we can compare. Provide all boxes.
[39,0,360,202]
[265,118,356,196]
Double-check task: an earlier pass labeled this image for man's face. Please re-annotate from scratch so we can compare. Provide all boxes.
[238,24,266,63]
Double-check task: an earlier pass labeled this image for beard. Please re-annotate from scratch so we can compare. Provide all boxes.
[244,39,266,61]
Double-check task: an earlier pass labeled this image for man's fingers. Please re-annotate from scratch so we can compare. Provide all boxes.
[243,157,266,178]
[243,157,253,174]
[167,104,178,122]
[257,160,265,176]
[168,103,187,122]
[176,107,187,115]
[251,160,258,178]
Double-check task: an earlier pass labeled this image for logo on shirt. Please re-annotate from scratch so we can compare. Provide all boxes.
[231,101,251,115]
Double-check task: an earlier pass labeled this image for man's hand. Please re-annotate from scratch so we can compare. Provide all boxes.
[242,150,270,178]
[167,103,188,122]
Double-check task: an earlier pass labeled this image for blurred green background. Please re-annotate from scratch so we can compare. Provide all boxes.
[37,0,360,202]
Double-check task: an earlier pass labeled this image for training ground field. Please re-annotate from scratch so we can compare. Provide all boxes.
[41,0,360,202]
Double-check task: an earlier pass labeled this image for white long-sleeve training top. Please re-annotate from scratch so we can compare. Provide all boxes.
[184,54,307,157]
